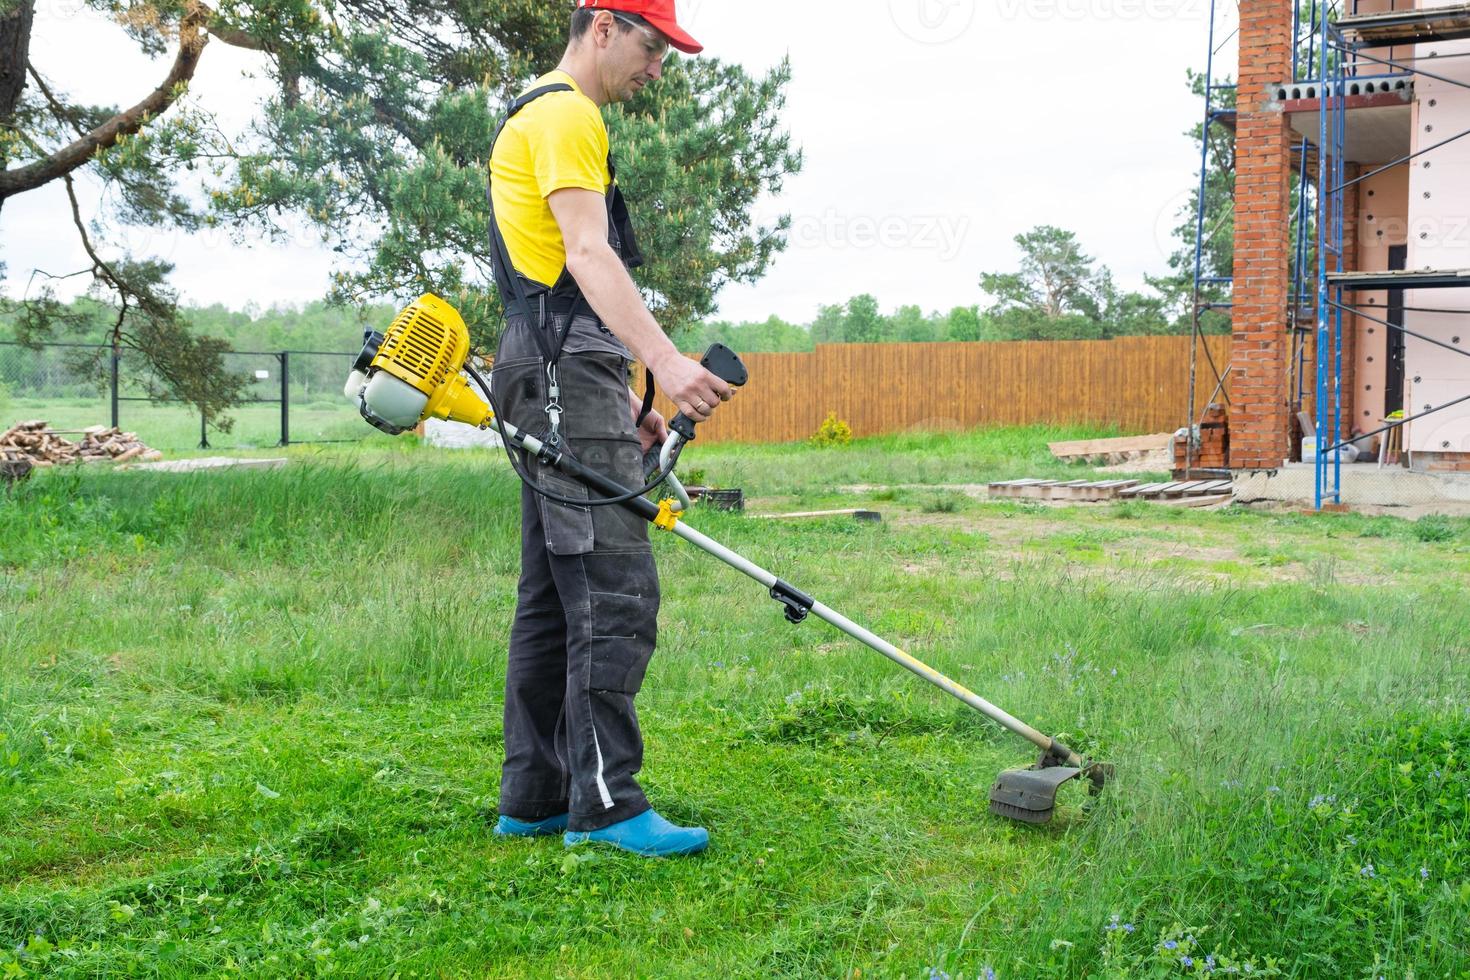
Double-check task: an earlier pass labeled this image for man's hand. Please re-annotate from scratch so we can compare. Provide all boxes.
[650,352,733,423]
[629,388,669,453]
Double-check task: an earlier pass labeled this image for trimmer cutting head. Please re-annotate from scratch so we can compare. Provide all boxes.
[988,751,1112,825]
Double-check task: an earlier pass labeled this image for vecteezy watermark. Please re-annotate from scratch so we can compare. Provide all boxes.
[888,0,977,45]
[1359,214,1470,252]
[788,209,971,262]
[1153,187,1197,264]
[994,0,1211,20]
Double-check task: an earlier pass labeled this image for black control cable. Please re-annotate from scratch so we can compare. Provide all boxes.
[464,360,686,508]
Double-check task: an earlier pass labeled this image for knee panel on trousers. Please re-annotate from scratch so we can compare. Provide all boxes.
[587,590,659,694]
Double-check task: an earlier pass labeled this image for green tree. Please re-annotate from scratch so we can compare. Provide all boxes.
[980,225,1171,340]
[676,313,811,353]
[980,225,1107,323]
[810,302,845,345]
[842,293,884,343]
[891,304,938,343]
[1099,275,1171,336]
[941,304,982,341]
[0,1,800,428]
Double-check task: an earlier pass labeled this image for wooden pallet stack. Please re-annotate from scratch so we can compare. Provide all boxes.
[989,477,1233,505]
[1118,478,1233,504]
[1173,403,1229,474]
[989,479,1140,502]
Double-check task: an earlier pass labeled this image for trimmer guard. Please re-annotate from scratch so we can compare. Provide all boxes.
[988,754,1112,825]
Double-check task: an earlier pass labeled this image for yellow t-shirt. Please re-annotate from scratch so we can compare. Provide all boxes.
[489,71,611,289]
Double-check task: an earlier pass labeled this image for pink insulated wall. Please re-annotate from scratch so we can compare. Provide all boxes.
[1352,164,1410,429]
[1404,0,1470,454]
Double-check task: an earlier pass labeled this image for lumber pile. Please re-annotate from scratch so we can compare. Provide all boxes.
[0,421,162,468]
[1173,404,1229,474]
[988,477,1234,505]
[1047,432,1173,465]
[1119,478,1234,501]
[989,479,1140,502]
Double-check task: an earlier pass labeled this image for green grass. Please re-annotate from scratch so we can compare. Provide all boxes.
[2,426,1469,977]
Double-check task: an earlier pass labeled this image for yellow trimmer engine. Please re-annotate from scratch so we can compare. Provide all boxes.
[343,293,493,435]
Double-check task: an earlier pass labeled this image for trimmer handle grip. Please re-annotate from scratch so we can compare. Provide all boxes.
[669,343,748,441]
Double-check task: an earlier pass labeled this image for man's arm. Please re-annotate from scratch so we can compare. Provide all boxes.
[548,187,731,422]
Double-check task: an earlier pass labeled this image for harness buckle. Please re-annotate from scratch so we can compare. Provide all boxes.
[543,361,563,439]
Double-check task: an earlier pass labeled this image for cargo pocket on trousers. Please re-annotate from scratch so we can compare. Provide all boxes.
[537,474,594,556]
[588,591,657,694]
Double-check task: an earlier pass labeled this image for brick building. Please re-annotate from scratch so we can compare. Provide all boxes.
[1224,0,1470,490]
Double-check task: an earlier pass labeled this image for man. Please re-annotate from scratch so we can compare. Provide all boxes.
[487,0,731,857]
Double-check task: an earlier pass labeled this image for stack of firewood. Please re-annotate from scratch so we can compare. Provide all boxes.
[0,421,163,468]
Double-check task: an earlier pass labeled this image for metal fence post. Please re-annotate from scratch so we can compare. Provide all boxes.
[110,344,120,429]
[279,351,290,447]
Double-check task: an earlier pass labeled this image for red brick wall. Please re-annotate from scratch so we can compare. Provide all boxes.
[1231,0,1296,469]
[1415,451,1470,473]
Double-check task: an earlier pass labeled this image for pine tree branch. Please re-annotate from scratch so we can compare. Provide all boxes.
[0,1,209,202]
[26,63,83,138]
[60,169,133,344]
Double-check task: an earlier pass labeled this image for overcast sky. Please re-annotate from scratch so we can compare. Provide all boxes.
[1,0,1238,326]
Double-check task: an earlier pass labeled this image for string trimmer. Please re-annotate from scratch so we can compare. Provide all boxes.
[344,294,1111,824]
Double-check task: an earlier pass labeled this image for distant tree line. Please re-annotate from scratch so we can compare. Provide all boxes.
[6,222,1213,370]
[1,297,389,354]
[0,297,396,405]
[680,223,1217,353]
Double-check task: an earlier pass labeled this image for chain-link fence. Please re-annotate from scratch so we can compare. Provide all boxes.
[0,341,371,452]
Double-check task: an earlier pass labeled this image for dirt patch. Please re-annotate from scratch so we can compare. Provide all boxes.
[756,491,1454,589]
[901,557,949,575]
[875,509,1347,586]
[840,483,997,499]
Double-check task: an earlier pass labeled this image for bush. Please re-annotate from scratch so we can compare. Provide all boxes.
[921,494,962,514]
[1412,514,1457,543]
[809,411,852,448]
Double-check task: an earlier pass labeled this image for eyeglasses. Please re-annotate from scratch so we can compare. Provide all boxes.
[610,10,669,62]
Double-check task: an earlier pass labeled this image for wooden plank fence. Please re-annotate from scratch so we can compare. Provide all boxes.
[636,334,1231,444]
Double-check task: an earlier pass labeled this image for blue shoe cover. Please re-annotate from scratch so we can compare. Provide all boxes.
[563,809,709,857]
[494,813,569,837]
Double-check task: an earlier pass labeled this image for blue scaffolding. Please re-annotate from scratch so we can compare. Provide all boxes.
[1308,2,1470,507]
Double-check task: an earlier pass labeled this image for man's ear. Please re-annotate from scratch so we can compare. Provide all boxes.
[592,10,617,49]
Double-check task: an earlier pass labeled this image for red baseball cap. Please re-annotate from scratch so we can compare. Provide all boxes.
[577,0,703,54]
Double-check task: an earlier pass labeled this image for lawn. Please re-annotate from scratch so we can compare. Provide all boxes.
[2,425,1468,977]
